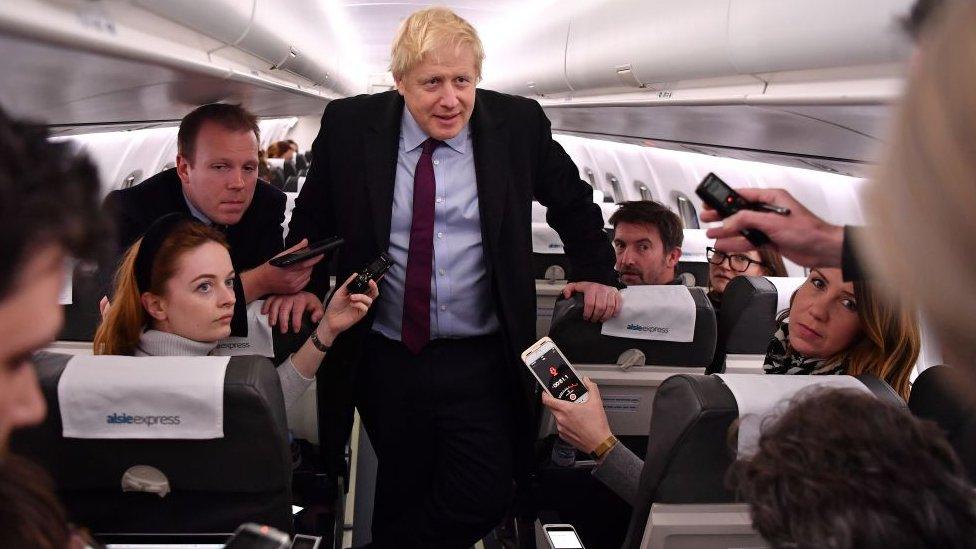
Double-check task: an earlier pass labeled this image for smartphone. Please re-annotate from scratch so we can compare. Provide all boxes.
[543,524,585,549]
[521,337,589,403]
[347,252,394,294]
[269,237,344,268]
[695,172,770,246]
[289,535,321,549]
[223,523,290,549]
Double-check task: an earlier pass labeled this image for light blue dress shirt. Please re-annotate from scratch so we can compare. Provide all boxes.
[372,109,500,341]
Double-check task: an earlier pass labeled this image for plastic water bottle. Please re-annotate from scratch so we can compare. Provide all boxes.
[551,436,577,467]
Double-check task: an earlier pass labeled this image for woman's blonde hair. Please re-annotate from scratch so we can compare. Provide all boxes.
[389,6,485,81]
[861,1,976,366]
[93,221,228,355]
[779,278,920,399]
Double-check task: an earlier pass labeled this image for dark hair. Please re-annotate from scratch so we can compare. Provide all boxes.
[903,0,948,39]
[0,107,105,301]
[177,103,260,163]
[267,140,292,159]
[731,389,976,549]
[0,454,72,549]
[758,247,787,277]
[608,200,684,251]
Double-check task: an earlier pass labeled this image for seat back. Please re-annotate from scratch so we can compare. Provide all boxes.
[545,291,715,437]
[624,373,903,549]
[909,365,976,482]
[675,229,714,287]
[708,276,806,374]
[11,352,292,534]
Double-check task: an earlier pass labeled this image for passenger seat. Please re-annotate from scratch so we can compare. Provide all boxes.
[11,352,293,534]
[908,365,976,482]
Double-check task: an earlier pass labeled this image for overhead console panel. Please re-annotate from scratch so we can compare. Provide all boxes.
[0,0,366,127]
[483,0,915,169]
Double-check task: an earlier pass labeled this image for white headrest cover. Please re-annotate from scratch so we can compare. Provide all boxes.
[532,222,564,254]
[266,157,285,169]
[681,229,714,262]
[766,276,806,315]
[716,373,872,457]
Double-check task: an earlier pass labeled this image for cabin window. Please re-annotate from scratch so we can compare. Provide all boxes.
[636,181,654,201]
[672,191,700,229]
[122,169,143,189]
[607,173,623,203]
[583,167,596,188]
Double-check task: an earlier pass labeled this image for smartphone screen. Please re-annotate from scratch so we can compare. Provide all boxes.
[527,345,587,402]
[545,526,584,549]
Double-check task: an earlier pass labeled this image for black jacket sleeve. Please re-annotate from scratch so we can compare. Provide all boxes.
[287,106,337,299]
[842,225,866,282]
[530,102,619,287]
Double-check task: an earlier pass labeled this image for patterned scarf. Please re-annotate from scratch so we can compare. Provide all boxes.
[763,320,846,376]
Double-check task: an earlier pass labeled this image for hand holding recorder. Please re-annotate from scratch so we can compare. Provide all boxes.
[697,176,844,269]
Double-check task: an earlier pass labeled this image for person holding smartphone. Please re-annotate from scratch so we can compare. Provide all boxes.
[102,103,325,337]
[94,214,379,412]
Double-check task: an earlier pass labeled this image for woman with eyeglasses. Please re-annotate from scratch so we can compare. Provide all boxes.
[705,246,787,314]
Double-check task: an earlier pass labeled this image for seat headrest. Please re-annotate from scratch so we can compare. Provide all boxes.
[717,276,778,356]
[12,352,290,494]
[909,366,976,482]
[532,222,564,254]
[766,276,805,315]
[266,157,285,169]
[548,288,716,366]
[531,201,547,223]
[621,372,902,549]
[680,229,714,262]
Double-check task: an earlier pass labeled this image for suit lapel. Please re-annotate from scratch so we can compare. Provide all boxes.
[365,92,405,251]
[471,91,511,253]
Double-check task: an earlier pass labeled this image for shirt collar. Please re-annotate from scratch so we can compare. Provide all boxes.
[182,191,213,226]
[401,107,469,155]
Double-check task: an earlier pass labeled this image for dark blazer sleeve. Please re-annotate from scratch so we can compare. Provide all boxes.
[842,225,866,282]
[287,105,337,299]
[103,189,147,257]
[253,186,287,264]
[529,101,618,287]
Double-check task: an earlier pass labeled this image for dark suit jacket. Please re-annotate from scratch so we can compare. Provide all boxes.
[103,168,286,335]
[288,89,618,475]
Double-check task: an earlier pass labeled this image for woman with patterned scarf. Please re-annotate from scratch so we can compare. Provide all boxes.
[763,267,920,399]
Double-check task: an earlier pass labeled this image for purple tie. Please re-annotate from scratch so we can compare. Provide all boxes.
[401,138,441,354]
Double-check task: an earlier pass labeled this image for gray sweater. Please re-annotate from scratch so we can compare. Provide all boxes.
[592,442,644,506]
[135,329,314,411]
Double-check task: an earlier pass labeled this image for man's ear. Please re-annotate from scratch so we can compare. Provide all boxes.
[175,154,191,187]
[394,78,405,96]
[141,292,168,322]
[666,247,682,268]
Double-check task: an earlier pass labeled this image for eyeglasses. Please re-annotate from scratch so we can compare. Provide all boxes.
[706,246,767,273]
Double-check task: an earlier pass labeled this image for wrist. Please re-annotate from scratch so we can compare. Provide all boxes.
[822,223,845,268]
[589,433,619,462]
[316,323,336,347]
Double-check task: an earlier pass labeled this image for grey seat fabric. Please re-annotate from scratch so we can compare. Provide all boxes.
[675,261,709,287]
[549,289,716,367]
[909,365,976,482]
[719,276,779,354]
[11,352,293,534]
[621,373,903,549]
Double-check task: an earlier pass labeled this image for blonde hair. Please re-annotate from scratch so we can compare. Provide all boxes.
[93,222,229,355]
[778,278,920,399]
[860,1,976,365]
[389,6,485,81]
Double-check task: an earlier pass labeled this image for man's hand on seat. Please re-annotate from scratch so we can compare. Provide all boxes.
[262,291,325,334]
[700,188,845,269]
[561,282,622,323]
[541,378,612,456]
[241,238,324,302]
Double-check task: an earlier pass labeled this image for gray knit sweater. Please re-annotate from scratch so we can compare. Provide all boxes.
[135,329,314,411]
